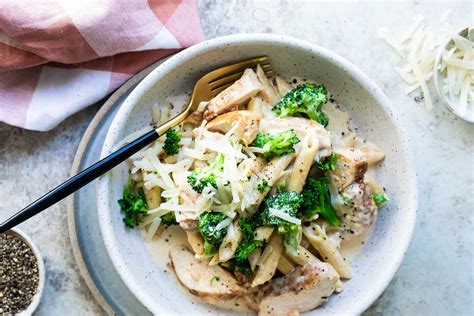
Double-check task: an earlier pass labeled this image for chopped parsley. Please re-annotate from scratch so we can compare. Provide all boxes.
[257,180,270,193]
[373,192,389,206]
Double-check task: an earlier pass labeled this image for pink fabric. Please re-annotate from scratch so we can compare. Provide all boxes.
[0,0,203,131]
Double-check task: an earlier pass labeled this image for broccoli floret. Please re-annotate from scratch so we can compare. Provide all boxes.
[251,129,300,160]
[300,176,341,226]
[261,191,303,226]
[272,83,329,126]
[163,128,181,155]
[161,212,178,226]
[220,258,253,276]
[257,180,270,193]
[278,224,302,257]
[234,213,265,263]
[198,212,229,256]
[188,154,225,193]
[118,180,148,228]
[223,213,266,276]
[373,192,389,206]
[315,153,338,171]
[261,191,303,256]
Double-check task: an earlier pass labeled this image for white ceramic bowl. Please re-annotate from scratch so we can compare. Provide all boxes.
[97,34,417,315]
[9,228,46,315]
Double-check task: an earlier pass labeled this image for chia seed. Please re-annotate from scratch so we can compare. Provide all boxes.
[0,232,40,314]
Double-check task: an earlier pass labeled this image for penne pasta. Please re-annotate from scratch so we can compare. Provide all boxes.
[339,131,357,148]
[242,154,296,211]
[140,176,167,240]
[145,218,162,241]
[287,129,319,192]
[248,248,262,271]
[256,64,279,105]
[355,137,385,165]
[275,76,293,97]
[257,154,295,196]
[365,176,384,194]
[208,253,220,266]
[144,187,162,209]
[255,226,274,242]
[251,233,283,287]
[335,280,344,293]
[239,157,266,178]
[303,224,352,279]
[274,169,291,188]
[186,230,204,256]
[218,222,242,262]
[277,253,295,275]
[289,246,321,266]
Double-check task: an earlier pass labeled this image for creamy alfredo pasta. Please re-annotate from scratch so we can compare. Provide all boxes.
[117,65,388,315]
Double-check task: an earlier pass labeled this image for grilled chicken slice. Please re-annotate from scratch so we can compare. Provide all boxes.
[169,245,245,304]
[186,101,209,125]
[256,262,339,315]
[179,218,199,231]
[334,179,378,238]
[329,147,368,193]
[206,110,261,145]
[204,69,263,121]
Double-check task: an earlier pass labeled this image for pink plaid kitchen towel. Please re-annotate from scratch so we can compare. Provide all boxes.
[0,0,203,131]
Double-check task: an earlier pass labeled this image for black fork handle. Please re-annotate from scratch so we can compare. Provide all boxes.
[0,129,160,234]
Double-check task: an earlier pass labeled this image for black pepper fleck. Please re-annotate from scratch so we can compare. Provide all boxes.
[0,232,40,314]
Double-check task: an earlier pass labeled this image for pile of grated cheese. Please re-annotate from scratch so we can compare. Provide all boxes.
[128,103,285,238]
[438,29,474,116]
[377,14,473,113]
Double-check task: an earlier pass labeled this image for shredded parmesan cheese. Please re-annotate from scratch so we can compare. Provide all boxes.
[408,57,434,110]
[438,29,474,117]
[215,217,233,231]
[379,15,473,115]
[268,207,301,225]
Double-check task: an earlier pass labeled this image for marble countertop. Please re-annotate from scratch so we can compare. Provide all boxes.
[0,1,472,315]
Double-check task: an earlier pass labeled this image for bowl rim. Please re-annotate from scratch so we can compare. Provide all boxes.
[97,33,418,315]
[8,227,46,315]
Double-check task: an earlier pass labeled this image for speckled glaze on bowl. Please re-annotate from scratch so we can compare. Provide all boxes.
[97,34,417,315]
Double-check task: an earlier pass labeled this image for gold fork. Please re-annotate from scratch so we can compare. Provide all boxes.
[156,55,272,134]
[0,56,273,233]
